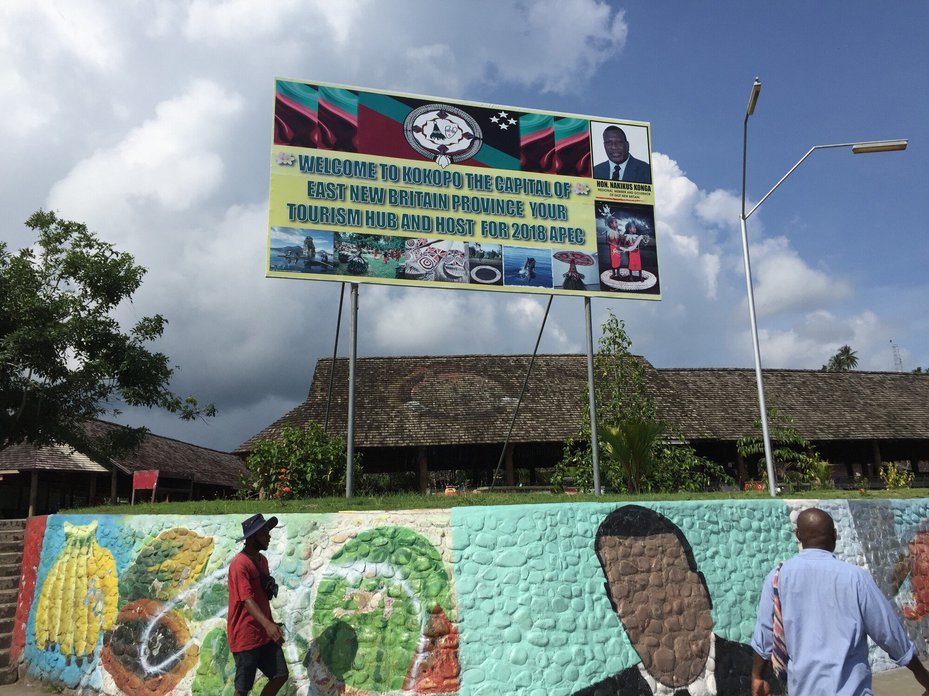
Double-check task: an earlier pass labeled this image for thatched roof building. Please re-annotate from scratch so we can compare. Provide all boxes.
[238,355,929,490]
[1,421,248,517]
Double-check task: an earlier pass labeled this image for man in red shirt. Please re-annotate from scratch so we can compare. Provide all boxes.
[228,514,288,696]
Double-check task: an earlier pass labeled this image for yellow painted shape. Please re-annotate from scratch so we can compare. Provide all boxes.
[33,521,118,659]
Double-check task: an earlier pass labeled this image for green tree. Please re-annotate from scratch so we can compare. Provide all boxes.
[552,311,730,493]
[736,406,828,488]
[245,423,361,499]
[0,210,214,455]
[822,344,858,371]
[600,419,664,494]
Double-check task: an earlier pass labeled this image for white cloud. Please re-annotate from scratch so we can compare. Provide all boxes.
[759,309,888,369]
[2,2,917,451]
[47,80,243,224]
[751,236,853,317]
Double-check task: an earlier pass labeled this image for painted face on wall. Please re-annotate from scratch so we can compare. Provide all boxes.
[596,530,713,688]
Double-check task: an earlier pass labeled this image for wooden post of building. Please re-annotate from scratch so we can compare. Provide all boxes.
[736,451,747,486]
[417,447,429,494]
[110,465,118,504]
[872,441,883,480]
[28,470,39,517]
[504,444,515,487]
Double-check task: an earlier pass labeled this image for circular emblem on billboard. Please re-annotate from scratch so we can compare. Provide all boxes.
[404,104,483,168]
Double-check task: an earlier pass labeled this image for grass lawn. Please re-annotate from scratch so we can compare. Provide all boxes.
[62,487,929,516]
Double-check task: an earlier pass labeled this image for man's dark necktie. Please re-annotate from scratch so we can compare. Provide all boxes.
[772,561,788,680]
[673,690,690,696]
[612,164,620,180]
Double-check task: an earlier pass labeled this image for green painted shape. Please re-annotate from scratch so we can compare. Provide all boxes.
[554,117,589,142]
[191,628,235,696]
[519,112,554,137]
[312,526,452,691]
[276,80,318,110]
[473,143,521,170]
[118,528,214,605]
[358,91,409,124]
[319,86,358,117]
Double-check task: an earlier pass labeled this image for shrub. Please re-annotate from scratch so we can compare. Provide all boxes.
[880,462,915,490]
[245,423,361,499]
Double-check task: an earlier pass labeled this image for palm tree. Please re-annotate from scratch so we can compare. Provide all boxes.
[823,345,858,372]
[600,418,664,493]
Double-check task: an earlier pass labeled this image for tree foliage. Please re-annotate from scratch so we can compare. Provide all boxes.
[244,423,361,499]
[821,344,858,372]
[552,311,730,493]
[736,406,828,488]
[0,210,214,455]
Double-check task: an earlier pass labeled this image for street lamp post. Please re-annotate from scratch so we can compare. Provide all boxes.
[739,77,906,497]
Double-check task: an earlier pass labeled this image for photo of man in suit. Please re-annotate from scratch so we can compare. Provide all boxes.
[574,505,780,695]
[592,125,652,184]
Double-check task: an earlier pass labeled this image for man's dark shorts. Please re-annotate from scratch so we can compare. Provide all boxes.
[233,641,288,693]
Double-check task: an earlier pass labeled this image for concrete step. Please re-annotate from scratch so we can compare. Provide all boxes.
[0,615,12,635]
[0,602,16,622]
[0,588,18,605]
[0,575,19,592]
[0,646,11,668]
[0,552,23,567]
[0,631,11,650]
[0,519,26,529]
[0,662,16,686]
[0,564,22,581]
[0,537,25,554]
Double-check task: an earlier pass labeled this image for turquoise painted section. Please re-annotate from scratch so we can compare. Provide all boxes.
[451,501,798,694]
[14,500,929,695]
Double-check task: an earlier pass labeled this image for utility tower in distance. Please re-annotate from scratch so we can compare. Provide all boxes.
[890,339,904,372]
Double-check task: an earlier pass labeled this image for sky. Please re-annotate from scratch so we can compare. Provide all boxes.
[2,1,927,452]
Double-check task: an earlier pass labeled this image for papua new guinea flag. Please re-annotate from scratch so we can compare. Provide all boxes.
[356,92,522,170]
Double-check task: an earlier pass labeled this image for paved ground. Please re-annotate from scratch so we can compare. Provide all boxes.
[0,667,924,694]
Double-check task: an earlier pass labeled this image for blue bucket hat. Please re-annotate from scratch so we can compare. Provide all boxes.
[237,513,279,542]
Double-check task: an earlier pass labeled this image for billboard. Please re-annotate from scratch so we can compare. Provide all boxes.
[268,79,660,299]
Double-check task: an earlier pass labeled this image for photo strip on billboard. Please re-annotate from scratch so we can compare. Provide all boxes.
[268,79,660,300]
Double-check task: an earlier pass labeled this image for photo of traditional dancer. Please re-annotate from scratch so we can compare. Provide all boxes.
[595,202,660,295]
[396,238,470,283]
[269,227,338,275]
[502,245,554,289]
[552,249,600,292]
[332,233,409,278]
[466,243,504,286]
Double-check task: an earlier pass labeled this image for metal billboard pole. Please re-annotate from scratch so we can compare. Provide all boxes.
[585,297,602,495]
[345,283,358,497]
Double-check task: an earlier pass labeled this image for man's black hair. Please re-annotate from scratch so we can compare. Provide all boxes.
[602,125,628,141]
[596,505,709,606]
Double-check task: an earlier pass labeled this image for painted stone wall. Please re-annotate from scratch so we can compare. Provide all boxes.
[12,499,929,694]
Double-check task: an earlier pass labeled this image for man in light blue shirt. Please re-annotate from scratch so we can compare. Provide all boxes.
[751,507,929,695]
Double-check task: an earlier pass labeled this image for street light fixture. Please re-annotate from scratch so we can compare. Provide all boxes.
[739,77,906,497]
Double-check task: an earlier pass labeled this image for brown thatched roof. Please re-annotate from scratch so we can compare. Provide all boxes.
[657,368,929,441]
[0,443,109,473]
[238,355,598,451]
[2,421,248,489]
[237,355,929,453]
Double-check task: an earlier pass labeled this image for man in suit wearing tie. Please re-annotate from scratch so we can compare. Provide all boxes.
[574,505,780,695]
[592,126,652,184]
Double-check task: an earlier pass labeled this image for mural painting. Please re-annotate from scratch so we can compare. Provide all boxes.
[12,500,929,695]
[18,513,458,695]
